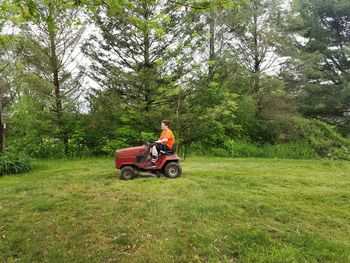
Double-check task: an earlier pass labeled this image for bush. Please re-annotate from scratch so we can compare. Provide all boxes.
[245,116,350,160]
[258,143,317,159]
[101,138,129,155]
[188,140,317,159]
[0,153,33,176]
[249,120,281,144]
[101,131,157,156]
[327,146,350,161]
[290,117,350,159]
[7,136,66,159]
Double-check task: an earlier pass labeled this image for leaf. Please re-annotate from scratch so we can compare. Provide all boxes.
[208,60,216,67]
[209,81,219,88]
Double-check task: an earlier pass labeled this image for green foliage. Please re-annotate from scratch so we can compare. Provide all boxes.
[327,146,350,161]
[0,152,32,175]
[101,138,128,155]
[99,127,156,155]
[5,0,86,155]
[249,119,281,144]
[6,94,63,158]
[233,95,257,137]
[7,136,67,159]
[289,117,350,159]
[186,103,349,160]
[286,0,350,132]
[189,140,317,159]
[1,0,349,162]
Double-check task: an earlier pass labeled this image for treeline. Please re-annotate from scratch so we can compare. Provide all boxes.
[0,0,349,160]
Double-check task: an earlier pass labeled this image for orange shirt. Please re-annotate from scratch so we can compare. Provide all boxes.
[160,129,175,149]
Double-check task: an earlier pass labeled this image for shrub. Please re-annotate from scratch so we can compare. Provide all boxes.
[247,116,350,160]
[101,138,129,155]
[101,131,157,156]
[259,143,317,159]
[0,153,33,176]
[249,120,281,144]
[290,117,350,159]
[7,137,66,158]
[188,140,317,159]
[327,146,350,161]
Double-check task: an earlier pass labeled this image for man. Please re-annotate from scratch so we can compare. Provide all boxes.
[150,119,175,165]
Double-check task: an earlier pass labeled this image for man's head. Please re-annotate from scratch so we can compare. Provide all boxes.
[161,119,170,130]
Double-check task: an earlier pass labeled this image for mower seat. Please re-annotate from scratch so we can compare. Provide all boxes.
[160,143,177,155]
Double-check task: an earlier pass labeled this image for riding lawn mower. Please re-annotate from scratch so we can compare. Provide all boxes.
[115,143,182,180]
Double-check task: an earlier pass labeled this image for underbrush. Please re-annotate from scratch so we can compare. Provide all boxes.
[0,152,33,176]
[189,141,318,159]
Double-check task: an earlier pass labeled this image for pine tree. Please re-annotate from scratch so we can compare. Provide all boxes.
[288,0,350,132]
[14,0,85,154]
[83,0,194,133]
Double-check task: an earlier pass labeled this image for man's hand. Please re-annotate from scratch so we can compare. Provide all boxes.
[156,138,168,144]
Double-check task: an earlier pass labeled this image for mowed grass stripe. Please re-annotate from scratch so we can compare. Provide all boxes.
[0,157,349,262]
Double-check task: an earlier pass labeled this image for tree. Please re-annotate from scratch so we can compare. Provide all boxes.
[0,94,4,153]
[83,0,196,143]
[286,0,350,133]
[225,0,285,96]
[170,2,241,154]
[13,0,85,154]
[0,29,6,154]
[0,78,13,154]
[0,1,16,153]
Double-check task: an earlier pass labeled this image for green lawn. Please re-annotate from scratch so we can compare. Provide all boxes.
[0,157,350,262]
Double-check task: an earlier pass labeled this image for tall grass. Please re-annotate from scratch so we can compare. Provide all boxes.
[0,153,33,176]
[189,141,317,159]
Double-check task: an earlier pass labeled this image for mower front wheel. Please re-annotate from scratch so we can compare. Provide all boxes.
[120,166,136,180]
[164,162,182,179]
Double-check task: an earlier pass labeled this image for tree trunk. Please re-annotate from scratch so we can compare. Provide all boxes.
[252,0,260,95]
[176,91,181,150]
[0,99,5,153]
[143,4,152,111]
[48,4,68,154]
[208,11,216,80]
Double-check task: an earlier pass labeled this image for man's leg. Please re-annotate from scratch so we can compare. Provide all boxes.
[150,144,171,165]
[150,145,158,163]
[149,144,162,164]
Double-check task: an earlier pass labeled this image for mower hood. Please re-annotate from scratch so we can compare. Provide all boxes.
[115,145,147,157]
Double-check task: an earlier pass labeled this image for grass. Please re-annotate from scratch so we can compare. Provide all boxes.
[0,157,350,262]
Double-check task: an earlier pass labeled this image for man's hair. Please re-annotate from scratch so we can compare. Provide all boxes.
[161,119,170,127]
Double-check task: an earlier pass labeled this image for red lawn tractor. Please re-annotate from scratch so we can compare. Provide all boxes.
[115,143,182,180]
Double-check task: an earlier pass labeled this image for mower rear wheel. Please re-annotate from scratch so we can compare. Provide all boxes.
[164,162,182,178]
[120,166,136,180]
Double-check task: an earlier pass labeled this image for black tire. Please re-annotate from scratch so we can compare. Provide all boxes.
[164,162,182,178]
[120,166,136,180]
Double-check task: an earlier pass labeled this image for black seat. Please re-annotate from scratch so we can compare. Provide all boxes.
[160,143,177,155]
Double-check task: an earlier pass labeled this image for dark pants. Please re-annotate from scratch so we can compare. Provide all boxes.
[150,144,172,162]
[155,143,171,153]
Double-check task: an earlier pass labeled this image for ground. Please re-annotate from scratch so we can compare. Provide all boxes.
[0,157,349,262]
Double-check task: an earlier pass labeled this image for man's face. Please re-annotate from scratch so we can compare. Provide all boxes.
[161,122,167,130]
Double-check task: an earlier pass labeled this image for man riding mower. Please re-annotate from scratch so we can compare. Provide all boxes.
[115,120,182,180]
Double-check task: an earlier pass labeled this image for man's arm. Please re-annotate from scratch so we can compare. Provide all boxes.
[156,137,168,144]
